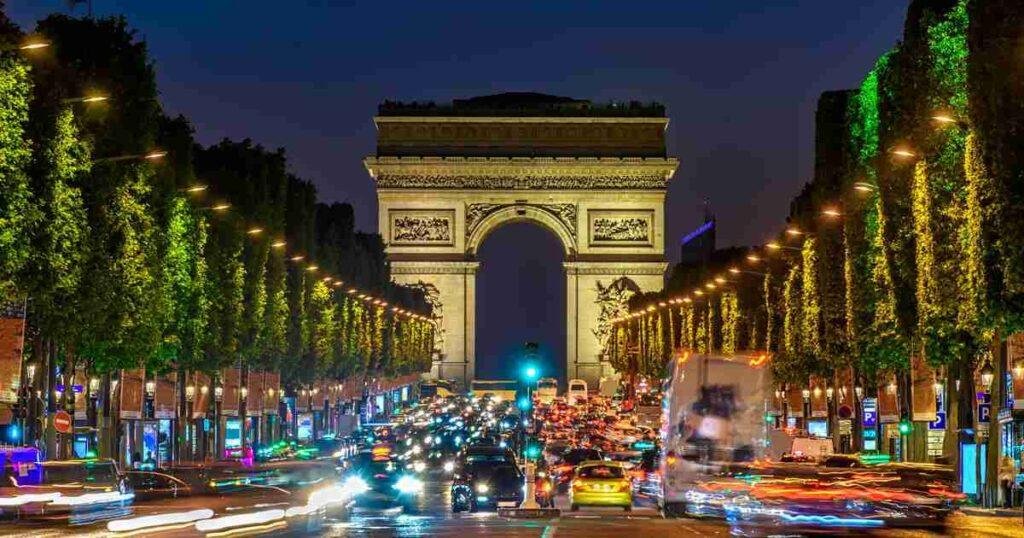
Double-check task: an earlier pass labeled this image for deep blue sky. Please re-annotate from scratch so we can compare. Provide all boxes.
[10,1,909,378]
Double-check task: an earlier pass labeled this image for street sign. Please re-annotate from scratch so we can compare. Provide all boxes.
[53,410,72,434]
[928,411,946,430]
[978,401,991,424]
[862,397,877,429]
[838,419,852,435]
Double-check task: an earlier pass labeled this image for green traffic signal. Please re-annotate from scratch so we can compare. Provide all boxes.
[898,419,912,435]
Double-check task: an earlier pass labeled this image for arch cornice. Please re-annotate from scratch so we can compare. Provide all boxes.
[465,204,577,258]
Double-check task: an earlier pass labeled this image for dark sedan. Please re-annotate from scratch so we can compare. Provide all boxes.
[451,448,524,512]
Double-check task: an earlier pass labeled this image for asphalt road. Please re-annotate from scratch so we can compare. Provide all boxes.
[1,474,1021,537]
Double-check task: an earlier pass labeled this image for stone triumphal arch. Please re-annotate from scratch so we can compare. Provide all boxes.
[366,94,678,388]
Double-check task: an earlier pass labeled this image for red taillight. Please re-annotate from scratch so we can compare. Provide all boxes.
[618,481,631,492]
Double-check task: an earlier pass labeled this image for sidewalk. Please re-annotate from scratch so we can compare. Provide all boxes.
[960,506,1023,518]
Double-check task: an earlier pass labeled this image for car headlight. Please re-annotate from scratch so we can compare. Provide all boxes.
[443,461,455,473]
[343,476,369,495]
[475,483,490,494]
[412,461,426,473]
[394,475,424,494]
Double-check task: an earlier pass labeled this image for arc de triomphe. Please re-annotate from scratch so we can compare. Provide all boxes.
[365,94,677,388]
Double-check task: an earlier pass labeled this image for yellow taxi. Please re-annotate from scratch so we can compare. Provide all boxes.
[569,461,632,511]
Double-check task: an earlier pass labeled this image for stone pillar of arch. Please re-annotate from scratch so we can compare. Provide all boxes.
[366,99,678,390]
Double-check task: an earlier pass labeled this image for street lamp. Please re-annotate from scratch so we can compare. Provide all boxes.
[801,388,811,401]
[145,380,156,397]
[214,384,224,402]
[185,384,196,402]
[240,386,248,400]
[980,358,995,389]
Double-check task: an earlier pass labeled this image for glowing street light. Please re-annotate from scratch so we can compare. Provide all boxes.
[853,181,876,192]
[186,185,207,193]
[19,41,50,50]
[211,203,230,211]
[246,227,263,235]
[746,254,761,263]
[890,147,916,159]
[290,255,305,262]
[271,241,286,248]
[144,151,168,160]
[821,207,842,219]
[785,227,802,236]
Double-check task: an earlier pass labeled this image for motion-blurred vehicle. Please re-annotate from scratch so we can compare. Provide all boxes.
[0,459,133,525]
[659,352,769,517]
[342,450,423,512]
[125,470,192,500]
[569,461,632,511]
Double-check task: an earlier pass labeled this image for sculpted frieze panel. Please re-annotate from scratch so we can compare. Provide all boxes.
[389,209,455,246]
[377,174,668,190]
[588,210,653,246]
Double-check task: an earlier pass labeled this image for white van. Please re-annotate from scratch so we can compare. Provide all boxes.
[535,377,558,405]
[567,379,588,405]
[659,353,770,517]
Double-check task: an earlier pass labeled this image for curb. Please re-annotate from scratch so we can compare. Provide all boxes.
[960,507,1022,518]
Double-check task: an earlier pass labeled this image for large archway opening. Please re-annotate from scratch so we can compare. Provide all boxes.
[475,222,566,383]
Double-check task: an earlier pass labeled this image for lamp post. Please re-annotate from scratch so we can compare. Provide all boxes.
[214,381,224,459]
[519,358,540,510]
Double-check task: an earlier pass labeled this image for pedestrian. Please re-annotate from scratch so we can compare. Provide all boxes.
[999,455,1017,508]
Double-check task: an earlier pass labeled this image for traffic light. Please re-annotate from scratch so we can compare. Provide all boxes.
[525,440,541,460]
[517,396,532,411]
[898,419,913,435]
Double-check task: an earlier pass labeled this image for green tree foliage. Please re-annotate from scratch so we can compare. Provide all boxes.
[23,108,90,344]
[0,53,33,294]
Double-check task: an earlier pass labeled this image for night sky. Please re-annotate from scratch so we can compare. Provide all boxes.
[9,1,909,380]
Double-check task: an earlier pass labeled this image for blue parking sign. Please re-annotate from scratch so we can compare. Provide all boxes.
[929,411,946,430]
[978,402,991,424]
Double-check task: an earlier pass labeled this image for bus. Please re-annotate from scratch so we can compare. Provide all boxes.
[659,352,770,517]
[469,380,518,402]
[535,377,558,405]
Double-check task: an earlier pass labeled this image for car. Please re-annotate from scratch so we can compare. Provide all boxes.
[0,459,133,525]
[451,460,524,512]
[125,470,192,500]
[552,447,604,489]
[343,451,423,512]
[569,461,633,512]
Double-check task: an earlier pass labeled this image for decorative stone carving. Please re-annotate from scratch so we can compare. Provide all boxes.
[592,277,641,361]
[465,202,577,242]
[365,156,678,191]
[378,174,667,190]
[588,210,653,245]
[389,210,454,246]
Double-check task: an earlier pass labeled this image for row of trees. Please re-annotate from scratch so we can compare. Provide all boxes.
[606,0,1024,456]
[0,11,435,399]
